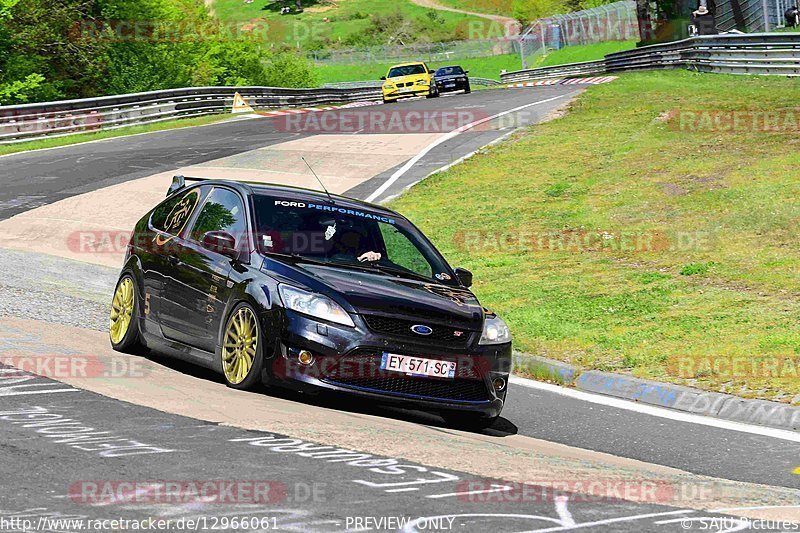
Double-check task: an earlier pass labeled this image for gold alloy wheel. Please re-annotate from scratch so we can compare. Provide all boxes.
[222,306,258,385]
[109,277,134,344]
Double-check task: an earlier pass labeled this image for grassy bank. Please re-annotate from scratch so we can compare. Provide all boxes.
[314,41,637,84]
[389,70,800,403]
[317,53,521,84]
[212,0,499,47]
[436,0,514,16]
[534,40,637,67]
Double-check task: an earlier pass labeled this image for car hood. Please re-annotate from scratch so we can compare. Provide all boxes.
[384,74,429,85]
[291,262,484,328]
[435,74,466,80]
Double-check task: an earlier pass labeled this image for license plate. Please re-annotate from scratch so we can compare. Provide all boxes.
[381,352,456,379]
[445,83,455,88]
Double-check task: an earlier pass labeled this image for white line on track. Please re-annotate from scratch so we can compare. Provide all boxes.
[510,375,800,443]
[518,509,693,532]
[364,93,573,203]
[554,496,576,527]
[426,483,512,499]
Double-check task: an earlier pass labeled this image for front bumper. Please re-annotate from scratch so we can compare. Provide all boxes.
[436,79,469,93]
[268,311,511,418]
[382,85,431,100]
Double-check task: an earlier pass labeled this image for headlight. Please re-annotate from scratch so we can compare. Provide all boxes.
[278,285,354,327]
[479,315,511,345]
[416,79,427,85]
[384,83,394,89]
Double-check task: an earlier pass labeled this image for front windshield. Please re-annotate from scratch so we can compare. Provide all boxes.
[435,66,463,76]
[387,64,426,78]
[253,195,456,284]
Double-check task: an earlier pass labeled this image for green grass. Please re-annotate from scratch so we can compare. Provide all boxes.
[436,0,514,16]
[211,0,500,47]
[388,70,800,404]
[316,53,521,83]
[0,114,232,157]
[533,40,637,67]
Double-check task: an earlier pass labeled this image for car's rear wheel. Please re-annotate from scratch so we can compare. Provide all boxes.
[109,274,144,353]
[221,303,264,390]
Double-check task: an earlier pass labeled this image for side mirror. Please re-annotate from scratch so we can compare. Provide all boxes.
[380,76,386,80]
[202,230,237,258]
[464,70,470,74]
[454,267,473,288]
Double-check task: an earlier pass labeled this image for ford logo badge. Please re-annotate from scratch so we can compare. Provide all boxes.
[411,325,433,336]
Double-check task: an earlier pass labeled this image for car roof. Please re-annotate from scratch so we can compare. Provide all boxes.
[436,65,463,69]
[183,179,402,219]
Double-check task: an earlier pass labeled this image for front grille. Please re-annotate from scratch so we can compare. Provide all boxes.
[317,350,491,403]
[327,376,489,402]
[363,315,474,346]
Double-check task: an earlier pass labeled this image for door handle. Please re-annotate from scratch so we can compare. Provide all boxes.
[168,255,181,266]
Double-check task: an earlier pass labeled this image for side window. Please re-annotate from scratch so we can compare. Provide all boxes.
[150,188,201,238]
[189,188,247,246]
[379,224,433,278]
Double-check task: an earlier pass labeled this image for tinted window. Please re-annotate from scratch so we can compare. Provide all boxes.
[378,224,433,278]
[253,196,454,284]
[435,66,464,76]
[387,64,427,78]
[189,188,247,244]
[150,188,201,236]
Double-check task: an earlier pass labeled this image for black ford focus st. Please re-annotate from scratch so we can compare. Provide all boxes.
[110,176,511,428]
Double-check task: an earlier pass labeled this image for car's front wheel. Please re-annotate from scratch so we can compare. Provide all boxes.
[220,302,265,390]
[426,85,439,98]
[109,274,145,353]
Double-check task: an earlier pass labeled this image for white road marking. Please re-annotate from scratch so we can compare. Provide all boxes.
[426,483,512,499]
[0,385,79,396]
[554,496,576,527]
[402,514,564,533]
[518,509,693,532]
[654,517,749,532]
[364,93,573,203]
[384,488,419,493]
[509,376,800,443]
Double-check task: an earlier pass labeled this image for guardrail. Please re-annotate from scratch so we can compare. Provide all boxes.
[501,33,800,83]
[0,85,381,144]
[323,77,501,89]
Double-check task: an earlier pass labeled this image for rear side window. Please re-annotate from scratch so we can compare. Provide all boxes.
[189,187,247,244]
[150,188,201,237]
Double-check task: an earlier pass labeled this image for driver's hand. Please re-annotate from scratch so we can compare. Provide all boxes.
[358,251,382,262]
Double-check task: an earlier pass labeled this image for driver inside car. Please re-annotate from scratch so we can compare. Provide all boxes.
[322,218,383,263]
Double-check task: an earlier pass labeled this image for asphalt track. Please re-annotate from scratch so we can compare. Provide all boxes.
[1,87,799,532]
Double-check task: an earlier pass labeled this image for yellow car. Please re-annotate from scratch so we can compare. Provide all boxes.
[380,62,439,104]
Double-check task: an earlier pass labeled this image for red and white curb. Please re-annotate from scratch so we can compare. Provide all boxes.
[507,76,618,88]
[249,99,383,119]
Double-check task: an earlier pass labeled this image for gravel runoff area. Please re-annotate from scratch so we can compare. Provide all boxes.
[0,248,115,331]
